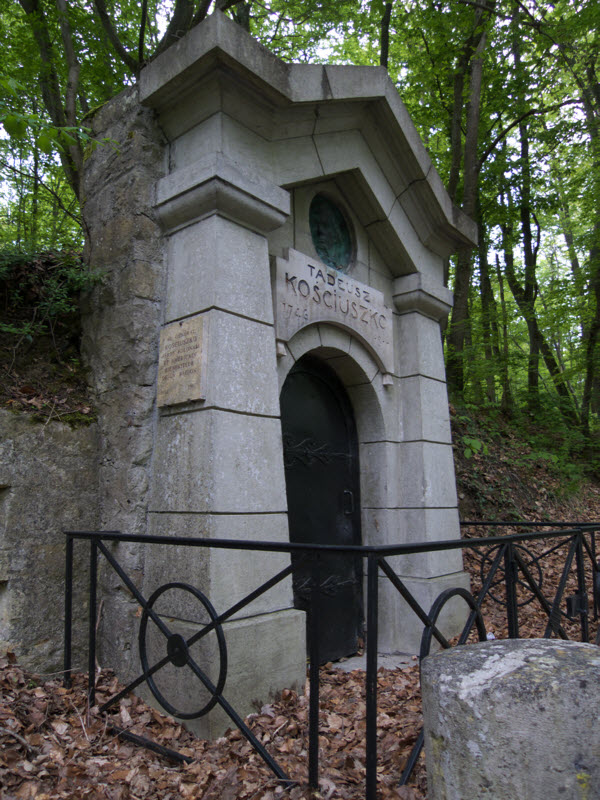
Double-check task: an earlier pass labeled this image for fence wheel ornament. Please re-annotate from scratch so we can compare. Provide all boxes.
[419,586,487,660]
[138,582,227,719]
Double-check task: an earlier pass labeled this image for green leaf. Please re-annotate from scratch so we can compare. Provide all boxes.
[2,113,27,138]
[58,129,78,148]
[0,77,22,97]
[36,133,54,154]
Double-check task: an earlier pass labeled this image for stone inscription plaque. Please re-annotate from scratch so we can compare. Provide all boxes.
[274,249,394,371]
[157,315,206,407]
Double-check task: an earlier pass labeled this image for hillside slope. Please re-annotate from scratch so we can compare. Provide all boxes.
[452,406,600,525]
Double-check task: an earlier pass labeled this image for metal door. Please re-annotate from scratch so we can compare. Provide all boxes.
[280,355,363,663]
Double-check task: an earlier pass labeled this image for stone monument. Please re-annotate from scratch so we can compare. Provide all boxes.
[81,11,477,737]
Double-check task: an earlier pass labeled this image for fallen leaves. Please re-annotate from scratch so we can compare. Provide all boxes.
[0,652,428,800]
[1,381,95,424]
[2,520,600,799]
[2,534,598,800]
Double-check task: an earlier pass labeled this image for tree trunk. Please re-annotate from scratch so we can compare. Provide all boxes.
[445,24,487,396]
[576,68,600,431]
[19,0,83,200]
[479,222,498,403]
[495,254,513,413]
[231,2,251,31]
[380,3,393,68]
[581,224,600,433]
[502,223,579,424]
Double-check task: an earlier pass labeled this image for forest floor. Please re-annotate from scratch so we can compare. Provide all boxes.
[2,419,600,800]
[0,324,94,427]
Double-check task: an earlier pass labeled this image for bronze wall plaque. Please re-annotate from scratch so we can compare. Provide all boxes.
[157,315,206,407]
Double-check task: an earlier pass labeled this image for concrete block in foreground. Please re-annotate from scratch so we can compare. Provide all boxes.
[421,639,600,799]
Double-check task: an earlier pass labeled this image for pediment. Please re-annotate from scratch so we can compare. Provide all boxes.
[140,12,476,278]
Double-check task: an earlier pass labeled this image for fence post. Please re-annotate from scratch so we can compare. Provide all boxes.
[575,530,589,642]
[591,529,599,621]
[308,553,321,792]
[88,539,98,707]
[365,554,379,800]
[63,535,74,688]
[504,542,519,638]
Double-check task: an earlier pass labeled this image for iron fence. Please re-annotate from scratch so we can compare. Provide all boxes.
[64,522,600,798]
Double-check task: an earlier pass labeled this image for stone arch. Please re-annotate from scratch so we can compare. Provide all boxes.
[277,322,391,548]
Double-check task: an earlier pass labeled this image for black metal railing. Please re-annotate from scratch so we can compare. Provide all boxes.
[64,522,600,798]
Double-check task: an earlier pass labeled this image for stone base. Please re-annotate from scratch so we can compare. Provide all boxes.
[137,608,306,739]
[422,639,600,799]
[376,570,471,655]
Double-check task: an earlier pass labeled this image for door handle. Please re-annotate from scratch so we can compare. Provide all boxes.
[343,489,354,515]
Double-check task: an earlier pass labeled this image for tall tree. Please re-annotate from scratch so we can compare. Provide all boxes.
[4,0,600,435]
[441,0,493,395]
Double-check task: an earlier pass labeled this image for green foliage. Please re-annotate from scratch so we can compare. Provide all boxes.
[0,76,88,153]
[456,401,600,507]
[1,0,600,449]
[0,249,101,341]
[461,435,488,460]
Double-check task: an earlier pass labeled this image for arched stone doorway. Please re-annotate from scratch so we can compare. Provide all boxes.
[280,353,363,663]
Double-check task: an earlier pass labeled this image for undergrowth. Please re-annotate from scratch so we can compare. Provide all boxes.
[0,249,100,425]
[452,403,600,522]
[0,249,100,341]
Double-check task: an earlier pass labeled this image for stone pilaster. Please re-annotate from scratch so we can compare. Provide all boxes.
[144,149,306,737]
[374,274,468,653]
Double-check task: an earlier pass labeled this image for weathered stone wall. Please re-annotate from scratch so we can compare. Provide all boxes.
[81,86,166,678]
[0,87,166,676]
[0,411,98,671]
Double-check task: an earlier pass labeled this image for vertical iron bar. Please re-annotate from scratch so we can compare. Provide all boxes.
[308,554,320,792]
[591,529,599,621]
[399,730,424,786]
[575,531,589,642]
[63,535,74,688]
[544,537,576,638]
[504,542,519,638]
[458,543,506,645]
[88,540,98,707]
[365,554,379,800]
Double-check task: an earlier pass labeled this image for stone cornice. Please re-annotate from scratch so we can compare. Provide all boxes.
[393,274,453,321]
[155,153,290,234]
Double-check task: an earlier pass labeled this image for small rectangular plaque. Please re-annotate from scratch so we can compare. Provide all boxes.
[157,316,206,407]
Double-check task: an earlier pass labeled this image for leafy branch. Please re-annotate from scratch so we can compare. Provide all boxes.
[0,158,81,228]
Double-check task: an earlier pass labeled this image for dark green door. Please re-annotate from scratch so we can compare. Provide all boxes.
[280,355,363,663]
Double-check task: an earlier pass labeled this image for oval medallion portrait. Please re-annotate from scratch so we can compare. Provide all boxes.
[309,194,353,273]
